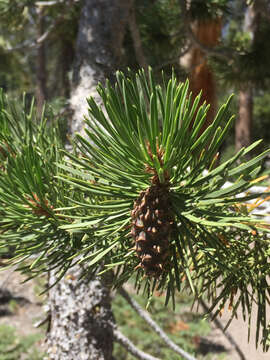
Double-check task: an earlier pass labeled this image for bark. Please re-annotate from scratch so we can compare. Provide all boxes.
[178,0,232,61]
[235,2,260,151]
[188,18,222,130]
[70,0,132,135]
[179,0,222,132]
[60,39,74,98]
[36,7,48,115]
[47,1,132,359]
[46,268,114,360]
[235,87,253,152]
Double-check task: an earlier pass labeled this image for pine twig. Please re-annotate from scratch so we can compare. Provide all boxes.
[34,314,50,328]
[118,286,197,360]
[113,327,161,360]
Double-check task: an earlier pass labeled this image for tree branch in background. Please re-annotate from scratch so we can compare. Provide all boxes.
[128,0,148,71]
[36,6,48,115]
[199,299,246,360]
[35,0,67,5]
[35,0,65,5]
[35,0,80,6]
[6,16,61,51]
[178,0,233,62]
[155,43,192,70]
[5,0,76,52]
[118,286,197,360]
[113,327,161,360]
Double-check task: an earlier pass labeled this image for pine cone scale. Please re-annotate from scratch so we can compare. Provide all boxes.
[131,183,174,277]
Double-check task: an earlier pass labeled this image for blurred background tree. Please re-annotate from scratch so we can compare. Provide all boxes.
[1,0,270,155]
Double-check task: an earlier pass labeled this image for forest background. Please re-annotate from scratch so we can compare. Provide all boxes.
[1,0,270,159]
[1,0,270,359]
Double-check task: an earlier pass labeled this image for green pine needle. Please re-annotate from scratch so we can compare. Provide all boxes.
[0,69,270,349]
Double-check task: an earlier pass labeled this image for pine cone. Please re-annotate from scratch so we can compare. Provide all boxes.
[131,183,174,277]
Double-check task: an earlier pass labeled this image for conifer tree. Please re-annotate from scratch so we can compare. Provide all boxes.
[1,1,270,358]
[1,67,270,353]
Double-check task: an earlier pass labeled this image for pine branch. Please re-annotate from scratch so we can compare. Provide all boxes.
[113,327,161,360]
[118,286,197,360]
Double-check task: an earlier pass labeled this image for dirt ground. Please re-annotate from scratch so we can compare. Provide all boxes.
[0,267,47,347]
[0,267,269,360]
[202,307,270,360]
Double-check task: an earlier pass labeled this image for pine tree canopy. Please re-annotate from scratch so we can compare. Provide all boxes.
[0,69,270,349]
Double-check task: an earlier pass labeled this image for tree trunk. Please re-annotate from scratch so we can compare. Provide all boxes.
[46,1,132,359]
[60,38,74,99]
[188,18,222,131]
[235,87,253,152]
[128,0,148,71]
[70,0,132,135]
[235,2,260,151]
[36,7,47,116]
[46,269,114,360]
